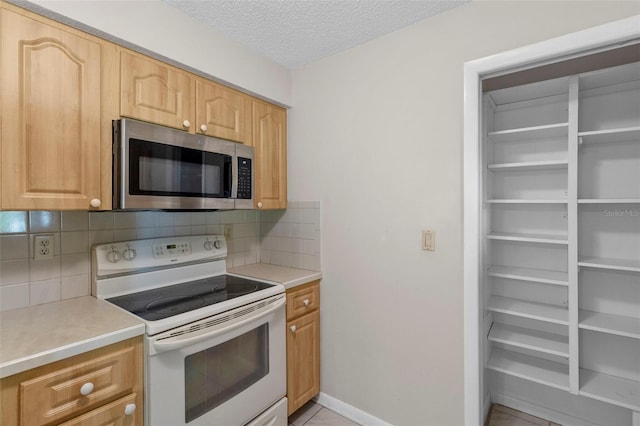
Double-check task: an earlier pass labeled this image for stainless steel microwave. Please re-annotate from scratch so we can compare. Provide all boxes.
[113,119,253,210]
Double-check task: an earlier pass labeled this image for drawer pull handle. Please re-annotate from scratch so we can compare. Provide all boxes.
[124,403,137,416]
[80,382,94,396]
[290,325,297,333]
[303,298,310,306]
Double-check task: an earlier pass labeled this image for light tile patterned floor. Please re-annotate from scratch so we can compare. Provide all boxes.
[289,401,361,426]
[290,401,559,426]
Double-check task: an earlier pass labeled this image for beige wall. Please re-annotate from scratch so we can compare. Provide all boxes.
[288,2,639,424]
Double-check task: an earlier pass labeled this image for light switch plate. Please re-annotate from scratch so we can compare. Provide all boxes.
[422,229,435,251]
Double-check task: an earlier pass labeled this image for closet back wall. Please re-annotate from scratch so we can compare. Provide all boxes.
[288,2,640,425]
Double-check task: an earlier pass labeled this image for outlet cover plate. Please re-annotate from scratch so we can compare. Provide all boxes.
[34,234,54,259]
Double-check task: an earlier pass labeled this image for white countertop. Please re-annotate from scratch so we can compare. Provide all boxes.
[0,296,145,378]
[227,263,321,289]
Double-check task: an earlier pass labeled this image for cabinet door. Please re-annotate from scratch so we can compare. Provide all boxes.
[196,79,252,143]
[286,310,320,415]
[1,7,113,210]
[252,100,287,209]
[120,50,194,132]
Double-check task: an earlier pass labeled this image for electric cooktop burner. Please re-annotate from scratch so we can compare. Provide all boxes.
[107,275,274,321]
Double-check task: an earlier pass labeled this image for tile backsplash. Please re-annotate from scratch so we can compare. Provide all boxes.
[0,201,321,312]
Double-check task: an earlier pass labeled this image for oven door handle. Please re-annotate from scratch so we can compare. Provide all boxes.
[152,297,285,352]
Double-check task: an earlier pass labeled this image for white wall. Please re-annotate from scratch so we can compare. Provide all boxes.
[22,0,292,105]
[288,2,640,424]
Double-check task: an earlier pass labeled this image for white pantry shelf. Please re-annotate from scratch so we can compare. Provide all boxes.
[488,265,568,286]
[487,348,569,391]
[487,296,569,325]
[487,160,569,171]
[488,323,569,357]
[487,199,568,204]
[487,232,568,245]
[580,369,640,412]
[578,257,640,273]
[488,123,569,143]
[579,310,640,340]
[578,126,640,144]
[578,199,640,204]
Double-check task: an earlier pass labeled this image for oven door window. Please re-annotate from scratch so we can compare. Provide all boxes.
[184,324,269,423]
[129,138,232,198]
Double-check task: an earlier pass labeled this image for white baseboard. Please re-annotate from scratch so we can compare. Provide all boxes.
[314,392,393,426]
[491,392,599,426]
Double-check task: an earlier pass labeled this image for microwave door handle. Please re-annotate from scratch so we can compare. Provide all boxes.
[152,297,284,353]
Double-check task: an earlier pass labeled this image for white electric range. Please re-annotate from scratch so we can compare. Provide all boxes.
[92,235,287,426]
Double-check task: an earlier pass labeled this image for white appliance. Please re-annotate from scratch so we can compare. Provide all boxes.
[92,235,287,426]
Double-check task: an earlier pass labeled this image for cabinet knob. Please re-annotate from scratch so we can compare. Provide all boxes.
[200,124,208,133]
[90,198,101,208]
[303,298,310,306]
[124,403,136,416]
[257,201,263,208]
[80,382,94,396]
[290,325,297,333]
[183,119,191,129]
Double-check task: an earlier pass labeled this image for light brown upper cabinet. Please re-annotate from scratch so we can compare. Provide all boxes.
[120,50,195,133]
[0,3,118,210]
[196,78,252,144]
[252,100,288,209]
[121,51,252,144]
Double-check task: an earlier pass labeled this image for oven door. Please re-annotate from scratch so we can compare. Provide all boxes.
[114,118,236,210]
[145,294,286,426]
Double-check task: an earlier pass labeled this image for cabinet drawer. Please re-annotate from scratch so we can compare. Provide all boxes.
[286,282,319,320]
[58,393,138,426]
[20,347,135,426]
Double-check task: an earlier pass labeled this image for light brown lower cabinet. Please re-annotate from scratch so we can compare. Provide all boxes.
[0,336,143,426]
[286,281,320,415]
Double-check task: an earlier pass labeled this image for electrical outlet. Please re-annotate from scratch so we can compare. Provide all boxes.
[34,234,54,259]
[224,224,233,240]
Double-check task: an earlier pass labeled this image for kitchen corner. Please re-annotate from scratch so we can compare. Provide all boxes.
[228,263,322,290]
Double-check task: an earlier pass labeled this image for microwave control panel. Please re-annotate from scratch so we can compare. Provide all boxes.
[237,157,252,199]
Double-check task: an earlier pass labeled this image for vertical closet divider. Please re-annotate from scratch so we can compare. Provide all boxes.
[567,76,580,394]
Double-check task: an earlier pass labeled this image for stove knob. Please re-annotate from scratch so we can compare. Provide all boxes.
[123,248,137,261]
[203,240,214,251]
[106,249,121,263]
[213,240,223,249]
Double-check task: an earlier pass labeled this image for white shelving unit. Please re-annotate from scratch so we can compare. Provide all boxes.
[487,348,569,391]
[487,295,569,325]
[481,60,640,423]
[488,323,569,357]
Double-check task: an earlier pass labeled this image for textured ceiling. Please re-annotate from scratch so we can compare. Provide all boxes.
[162,0,469,69]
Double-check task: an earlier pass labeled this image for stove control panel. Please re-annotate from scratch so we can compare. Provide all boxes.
[93,235,227,276]
[153,241,191,258]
